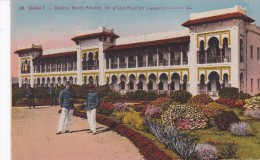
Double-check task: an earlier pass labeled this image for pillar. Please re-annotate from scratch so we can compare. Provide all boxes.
[146,51,148,67]
[76,45,82,85]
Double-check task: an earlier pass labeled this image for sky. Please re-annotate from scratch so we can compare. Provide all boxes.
[11,0,260,77]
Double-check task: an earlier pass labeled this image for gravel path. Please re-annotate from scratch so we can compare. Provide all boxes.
[12,106,144,160]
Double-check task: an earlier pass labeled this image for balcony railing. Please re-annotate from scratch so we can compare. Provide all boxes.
[111,64,118,69]
[119,63,127,68]
[148,61,157,67]
[138,62,146,67]
[128,62,136,68]
[170,59,181,65]
[159,60,168,66]
[197,49,231,64]
[82,61,98,70]
[183,58,188,65]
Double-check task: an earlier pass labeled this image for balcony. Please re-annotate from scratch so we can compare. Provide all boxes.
[128,62,136,68]
[119,63,127,68]
[158,60,168,66]
[170,59,181,65]
[82,61,98,70]
[138,62,146,67]
[148,61,157,67]
[197,49,231,64]
[111,64,118,69]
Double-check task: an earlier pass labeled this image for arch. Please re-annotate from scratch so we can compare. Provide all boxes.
[52,77,56,84]
[138,74,146,90]
[240,39,244,62]
[159,73,168,90]
[84,76,87,84]
[170,73,180,90]
[111,75,118,90]
[83,53,87,61]
[88,52,94,60]
[208,71,221,92]
[148,73,157,90]
[208,37,220,63]
[183,74,188,90]
[63,77,67,85]
[120,74,126,90]
[74,78,77,84]
[41,77,45,87]
[69,76,73,84]
[223,73,229,88]
[47,77,51,87]
[240,73,244,92]
[129,74,136,90]
[88,76,94,84]
[57,77,61,86]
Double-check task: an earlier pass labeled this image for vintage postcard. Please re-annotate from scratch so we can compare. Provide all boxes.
[11,0,260,160]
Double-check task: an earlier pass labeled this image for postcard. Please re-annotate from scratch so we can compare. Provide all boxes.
[10,0,260,160]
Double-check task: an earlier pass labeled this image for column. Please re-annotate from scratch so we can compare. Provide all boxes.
[18,58,22,87]
[180,51,183,65]
[146,51,148,67]
[126,54,129,68]
[205,50,207,64]
[117,54,119,69]
[168,51,171,66]
[109,58,111,69]
[156,48,159,67]
[67,58,69,71]
[136,53,138,68]
[220,48,223,63]
[76,45,82,85]
[30,58,34,87]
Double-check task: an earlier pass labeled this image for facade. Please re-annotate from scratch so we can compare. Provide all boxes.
[15,5,260,96]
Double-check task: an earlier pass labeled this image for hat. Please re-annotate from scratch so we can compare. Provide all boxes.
[87,84,95,89]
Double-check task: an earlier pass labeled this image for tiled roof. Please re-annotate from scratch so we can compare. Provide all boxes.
[71,32,119,41]
[14,48,43,54]
[105,36,190,52]
[33,51,77,60]
[182,12,255,27]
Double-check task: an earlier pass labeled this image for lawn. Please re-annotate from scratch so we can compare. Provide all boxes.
[183,107,260,159]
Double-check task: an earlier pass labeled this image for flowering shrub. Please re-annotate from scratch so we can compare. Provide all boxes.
[145,119,196,160]
[144,105,162,119]
[97,101,114,116]
[170,90,192,104]
[123,109,145,130]
[214,111,240,131]
[202,102,227,118]
[124,91,137,101]
[219,87,239,99]
[244,110,260,119]
[103,92,122,103]
[151,97,173,107]
[113,102,128,112]
[216,98,244,108]
[188,94,213,105]
[244,96,260,111]
[161,104,209,130]
[230,122,251,136]
[195,144,218,160]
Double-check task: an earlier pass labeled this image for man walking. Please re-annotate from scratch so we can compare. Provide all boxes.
[26,85,35,109]
[48,83,56,106]
[57,82,76,134]
[85,84,100,135]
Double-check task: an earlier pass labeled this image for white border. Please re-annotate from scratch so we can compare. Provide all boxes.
[0,0,11,160]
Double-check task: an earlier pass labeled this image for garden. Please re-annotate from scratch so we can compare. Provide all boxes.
[12,84,260,160]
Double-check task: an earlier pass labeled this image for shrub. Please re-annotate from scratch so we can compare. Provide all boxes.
[230,122,251,136]
[123,109,145,130]
[135,91,147,101]
[170,90,192,104]
[219,87,239,99]
[144,105,162,119]
[145,91,158,101]
[113,111,126,123]
[244,110,260,119]
[238,93,251,101]
[244,96,260,111]
[95,84,112,98]
[195,144,218,160]
[125,91,137,101]
[103,91,121,103]
[202,102,227,118]
[189,94,213,105]
[255,93,260,97]
[113,103,128,112]
[151,97,173,107]
[214,111,240,131]
[145,119,196,160]
[162,104,209,130]
[97,101,114,116]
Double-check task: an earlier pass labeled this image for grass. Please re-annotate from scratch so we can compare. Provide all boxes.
[183,107,260,159]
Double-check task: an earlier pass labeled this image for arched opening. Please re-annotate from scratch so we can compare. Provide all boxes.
[52,77,56,85]
[138,74,146,90]
[240,39,244,62]
[199,40,205,64]
[74,78,77,84]
[129,74,136,90]
[171,73,180,91]
[47,77,51,87]
[41,77,45,87]
[88,52,94,70]
[88,76,94,84]
[240,73,244,93]
[183,75,187,90]
[95,75,99,86]
[208,37,220,63]
[208,71,221,93]
[148,74,157,90]
[111,75,118,90]
[120,75,126,90]
[199,74,206,93]
[69,76,73,84]
[223,73,229,88]
[94,51,99,69]
[159,73,168,91]
[84,76,87,84]
[57,77,61,86]
[63,77,67,85]
[222,38,229,62]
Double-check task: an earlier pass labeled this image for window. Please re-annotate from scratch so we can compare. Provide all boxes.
[251,79,253,92]
[250,45,253,59]
[257,47,259,59]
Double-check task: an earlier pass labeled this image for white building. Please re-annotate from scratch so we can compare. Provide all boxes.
[15,5,260,96]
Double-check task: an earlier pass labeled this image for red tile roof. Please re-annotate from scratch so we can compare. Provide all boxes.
[33,51,77,60]
[71,32,119,41]
[105,36,190,52]
[182,12,255,27]
[14,48,43,54]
